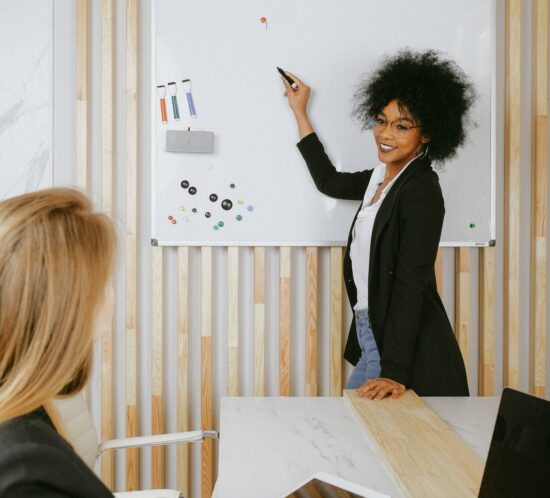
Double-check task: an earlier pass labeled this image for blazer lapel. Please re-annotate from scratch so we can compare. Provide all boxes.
[369,155,432,254]
[347,203,363,249]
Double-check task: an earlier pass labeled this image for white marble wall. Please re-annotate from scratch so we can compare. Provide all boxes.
[0,0,53,200]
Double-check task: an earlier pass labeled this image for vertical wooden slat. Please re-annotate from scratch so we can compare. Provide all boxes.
[330,247,344,396]
[227,247,239,396]
[125,0,139,490]
[100,0,114,489]
[177,248,190,496]
[76,0,88,192]
[254,247,266,396]
[101,0,114,215]
[305,248,318,396]
[455,248,471,375]
[151,248,164,487]
[530,0,547,398]
[435,248,443,297]
[201,247,213,498]
[479,247,496,396]
[279,247,291,396]
[504,0,522,389]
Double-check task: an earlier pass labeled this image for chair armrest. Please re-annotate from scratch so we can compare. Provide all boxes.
[98,430,218,456]
[114,490,182,498]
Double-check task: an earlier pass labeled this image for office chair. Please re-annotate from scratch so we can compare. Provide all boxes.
[45,393,218,498]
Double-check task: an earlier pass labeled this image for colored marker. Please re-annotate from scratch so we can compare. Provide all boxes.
[167,81,180,120]
[277,67,298,90]
[157,85,168,123]
[182,79,197,118]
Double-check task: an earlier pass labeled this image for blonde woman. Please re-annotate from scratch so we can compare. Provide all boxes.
[0,188,116,497]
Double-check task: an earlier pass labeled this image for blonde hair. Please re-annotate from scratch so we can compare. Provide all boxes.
[0,188,116,423]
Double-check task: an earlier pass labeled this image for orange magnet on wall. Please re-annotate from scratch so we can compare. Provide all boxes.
[260,16,267,30]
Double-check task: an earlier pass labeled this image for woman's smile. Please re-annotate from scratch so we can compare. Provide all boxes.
[379,143,397,153]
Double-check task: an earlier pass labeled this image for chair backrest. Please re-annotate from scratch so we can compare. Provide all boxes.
[44,392,99,469]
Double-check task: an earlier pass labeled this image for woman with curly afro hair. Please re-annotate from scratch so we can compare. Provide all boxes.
[282,49,476,398]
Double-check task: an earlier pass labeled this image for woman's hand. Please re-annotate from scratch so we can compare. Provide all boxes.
[281,72,311,118]
[357,378,406,400]
[281,72,314,139]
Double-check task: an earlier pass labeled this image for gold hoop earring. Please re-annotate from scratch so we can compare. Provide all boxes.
[418,144,429,160]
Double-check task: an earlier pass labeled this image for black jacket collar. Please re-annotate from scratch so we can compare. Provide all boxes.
[370,154,433,251]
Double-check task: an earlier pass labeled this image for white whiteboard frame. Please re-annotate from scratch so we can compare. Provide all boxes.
[150,0,497,248]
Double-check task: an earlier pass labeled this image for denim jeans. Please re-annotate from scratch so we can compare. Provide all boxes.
[346,308,381,389]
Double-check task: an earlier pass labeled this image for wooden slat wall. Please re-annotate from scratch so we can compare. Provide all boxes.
[76,2,550,497]
[125,0,139,490]
[330,248,344,396]
[177,248,190,496]
[99,0,114,489]
[151,248,165,487]
[305,248,318,397]
[227,247,239,397]
[254,247,266,396]
[530,0,548,399]
[201,247,214,498]
[76,0,88,192]
[279,247,291,396]
[455,248,471,374]
[504,0,522,390]
[479,248,496,396]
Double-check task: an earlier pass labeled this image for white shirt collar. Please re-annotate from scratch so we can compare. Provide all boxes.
[360,153,422,211]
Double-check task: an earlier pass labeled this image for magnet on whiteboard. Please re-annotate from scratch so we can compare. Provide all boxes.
[166,130,214,153]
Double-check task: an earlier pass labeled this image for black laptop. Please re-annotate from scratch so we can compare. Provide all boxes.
[478,388,550,498]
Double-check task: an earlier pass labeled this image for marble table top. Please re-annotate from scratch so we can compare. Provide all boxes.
[213,395,500,498]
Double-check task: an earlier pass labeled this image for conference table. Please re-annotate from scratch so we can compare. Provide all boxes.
[212,394,500,497]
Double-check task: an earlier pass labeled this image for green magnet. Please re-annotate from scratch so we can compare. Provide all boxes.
[469,223,476,228]
[213,225,219,231]
[218,221,224,227]
[236,215,243,221]
[237,199,245,205]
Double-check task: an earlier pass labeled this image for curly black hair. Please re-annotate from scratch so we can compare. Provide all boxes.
[352,49,477,163]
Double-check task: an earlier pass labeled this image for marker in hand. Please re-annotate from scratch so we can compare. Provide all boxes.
[277,67,298,90]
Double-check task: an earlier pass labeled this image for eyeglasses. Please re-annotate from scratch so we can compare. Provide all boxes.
[374,117,421,140]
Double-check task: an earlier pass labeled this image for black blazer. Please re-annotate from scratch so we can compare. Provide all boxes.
[0,407,113,497]
[297,133,468,396]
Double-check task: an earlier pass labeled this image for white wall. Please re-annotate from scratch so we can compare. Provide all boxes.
[0,0,53,198]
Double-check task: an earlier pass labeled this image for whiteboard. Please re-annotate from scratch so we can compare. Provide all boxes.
[151,0,495,247]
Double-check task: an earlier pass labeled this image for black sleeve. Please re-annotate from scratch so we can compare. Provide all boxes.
[296,132,373,200]
[0,443,114,498]
[379,181,444,386]
[8,484,71,498]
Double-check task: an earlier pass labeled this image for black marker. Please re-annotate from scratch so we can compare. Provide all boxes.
[277,67,298,90]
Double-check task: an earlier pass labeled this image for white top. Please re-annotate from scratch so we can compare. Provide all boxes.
[212,396,500,498]
[350,157,418,311]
